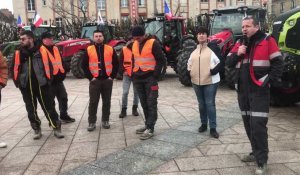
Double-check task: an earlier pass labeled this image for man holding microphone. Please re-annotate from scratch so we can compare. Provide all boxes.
[226,16,284,175]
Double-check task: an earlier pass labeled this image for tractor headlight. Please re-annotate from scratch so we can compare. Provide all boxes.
[288,20,295,27]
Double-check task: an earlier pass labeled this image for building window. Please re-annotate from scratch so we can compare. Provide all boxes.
[120,0,128,7]
[121,15,129,21]
[237,0,244,1]
[138,0,145,7]
[56,17,63,27]
[43,20,47,25]
[291,0,295,9]
[200,0,208,2]
[42,0,46,6]
[27,0,36,11]
[97,0,106,10]
[217,0,224,2]
[280,2,284,12]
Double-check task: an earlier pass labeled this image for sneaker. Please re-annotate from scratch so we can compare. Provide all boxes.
[198,124,207,133]
[255,164,267,175]
[33,129,42,140]
[0,142,7,148]
[60,114,76,123]
[102,121,110,129]
[140,129,154,140]
[136,126,147,134]
[241,153,256,162]
[210,128,219,139]
[87,123,96,132]
[54,129,65,139]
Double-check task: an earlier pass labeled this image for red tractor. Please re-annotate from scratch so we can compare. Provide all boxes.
[143,14,197,79]
[177,6,267,86]
[55,22,126,78]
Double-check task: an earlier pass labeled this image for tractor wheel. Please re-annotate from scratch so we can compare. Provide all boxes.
[224,66,236,89]
[176,39,196,86]
[177,51,192,86]
[71,51,85,79]
[6,53,13,78]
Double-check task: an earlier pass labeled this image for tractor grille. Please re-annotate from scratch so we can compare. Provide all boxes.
[286,18,300,50]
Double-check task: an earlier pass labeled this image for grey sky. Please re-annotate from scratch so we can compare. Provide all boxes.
[0,0,13,13]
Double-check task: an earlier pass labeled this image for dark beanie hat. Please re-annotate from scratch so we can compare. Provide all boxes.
[131,26,145,37]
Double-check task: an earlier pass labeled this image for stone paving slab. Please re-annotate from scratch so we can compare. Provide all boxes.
[1,70,300,175]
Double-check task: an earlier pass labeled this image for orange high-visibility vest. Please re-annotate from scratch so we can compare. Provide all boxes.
[13,50,20,81]
[13,50,52,80]
[132,39,156,72]
[40,45,65,76]
[122,47,133,77]
[87,44,113,77]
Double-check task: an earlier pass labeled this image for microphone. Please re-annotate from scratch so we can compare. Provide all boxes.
[242,34,248,46]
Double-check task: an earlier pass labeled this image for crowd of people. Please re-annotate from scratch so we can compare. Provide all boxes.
[0,17,283,175]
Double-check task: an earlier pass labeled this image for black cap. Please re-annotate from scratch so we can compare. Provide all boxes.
[41,32,54,40]
[131,26,145,37]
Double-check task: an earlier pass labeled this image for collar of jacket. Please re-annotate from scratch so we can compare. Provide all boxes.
[197,42,208,49]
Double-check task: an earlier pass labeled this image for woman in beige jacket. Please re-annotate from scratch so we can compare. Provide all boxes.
[187,27,221,138]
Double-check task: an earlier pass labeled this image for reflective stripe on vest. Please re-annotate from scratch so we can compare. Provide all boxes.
[13,50,20,80]
[132,39,156,72]
[122,47,133,77]
[40,45,65,76]
[87,44,113,77]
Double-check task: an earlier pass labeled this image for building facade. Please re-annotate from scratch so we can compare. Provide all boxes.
[271,0,299,17]
[13,0,270,27]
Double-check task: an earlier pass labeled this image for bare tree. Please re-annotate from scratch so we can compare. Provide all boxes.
[48,0,94,38]
[0,10,17,43]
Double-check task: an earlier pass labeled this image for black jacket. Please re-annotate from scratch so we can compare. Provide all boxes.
[132,37,166,80]
[11,45,52,88]
[81,43,119,80]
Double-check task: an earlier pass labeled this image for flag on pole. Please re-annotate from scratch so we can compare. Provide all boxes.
[17,15,23,27]
[33,12,43,27]
[97,10,104,24]
[164,0,172,20]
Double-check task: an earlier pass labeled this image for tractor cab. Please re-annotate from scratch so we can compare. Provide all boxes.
[23,25,59,40]
[144,14,185,47]
[81,22,116,43]
[211,6,266,40]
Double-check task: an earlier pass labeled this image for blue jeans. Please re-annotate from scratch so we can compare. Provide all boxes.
[192,83,219,129]
[122,74,139,108]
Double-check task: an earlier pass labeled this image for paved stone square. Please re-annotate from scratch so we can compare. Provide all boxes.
[1,69,300,175]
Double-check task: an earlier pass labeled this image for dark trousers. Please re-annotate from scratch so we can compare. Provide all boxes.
[238,84,269,165]
[133,76,158,131]
[49,82,68,116]
[20,82,59,130]
[88,78,113,123]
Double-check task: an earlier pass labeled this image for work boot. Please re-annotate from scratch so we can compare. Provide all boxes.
[53,121,64,139]
[136,126,147,134]
[102,121,110,129]
[0,142,7,148]
[87,123,96,132]
[119,108,127,118]
[33,129,42,140]
[210,128,219,139]
[241,153,256,162]
[140,129,154,140]
[255,164,267,175]
[198,124,207,133]
[60,113,75,123]
[132,105,139,116]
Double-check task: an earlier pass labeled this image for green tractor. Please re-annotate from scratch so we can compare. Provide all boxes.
[270,7,300,106]
[143,14,197,80]
[0,25,58,77]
